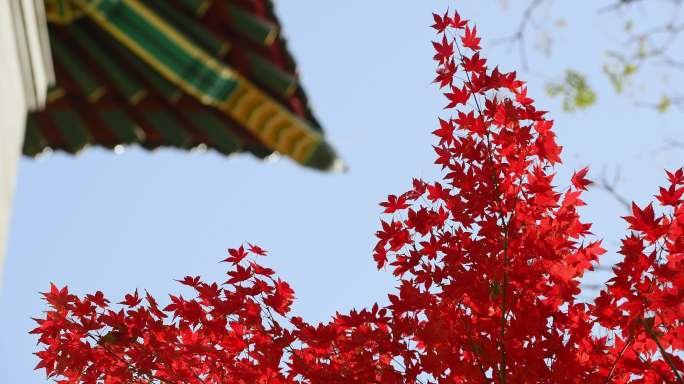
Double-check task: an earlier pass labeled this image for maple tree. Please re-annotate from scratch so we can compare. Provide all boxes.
[32,9,684,383]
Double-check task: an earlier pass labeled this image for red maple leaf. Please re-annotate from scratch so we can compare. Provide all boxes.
[380,194,409,214]
[430,11,450,33]
[515,86,534,105]
[223,245,248,264]
[248,243,268,256]
[450,11,467,29]
[656,184,684,206]
[432,35,453,64]
[432,118,455,145]
[444,85,470,108]
[117,289,142,307]
[571,167,592,191]
[461,25,481,50]
[461,52,486,73]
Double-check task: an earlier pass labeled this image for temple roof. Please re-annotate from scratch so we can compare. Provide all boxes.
[25,0,342,171]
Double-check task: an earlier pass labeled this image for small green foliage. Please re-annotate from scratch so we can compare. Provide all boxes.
[636,39,648,59]
[657,95,671,113]
[546,69,597,112]
[603,51,639,93]
[624,63,638,76]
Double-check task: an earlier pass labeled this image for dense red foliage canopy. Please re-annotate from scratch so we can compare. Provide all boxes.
[32,9,684,383]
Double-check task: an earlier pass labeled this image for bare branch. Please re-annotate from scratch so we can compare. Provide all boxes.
[493,0,548,70]
[598,0,650,14]
[593,166,631,211]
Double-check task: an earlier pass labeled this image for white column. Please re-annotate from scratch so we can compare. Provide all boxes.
[0,0,52,285]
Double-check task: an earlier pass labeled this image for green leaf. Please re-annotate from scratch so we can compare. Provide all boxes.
[657,96,671,113]
[546,69,597,112]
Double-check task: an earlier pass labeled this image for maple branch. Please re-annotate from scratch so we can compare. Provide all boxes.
[636,350,677,384]
[452,31,512,383]
[644,324,684,383]
[604,335,634,383]
[392,352,427,384]
[499,225,510,384]
[463,319,493,382]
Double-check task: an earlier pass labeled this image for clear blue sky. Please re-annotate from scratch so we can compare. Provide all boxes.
[1,2,682,382]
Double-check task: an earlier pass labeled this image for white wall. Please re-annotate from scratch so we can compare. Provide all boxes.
[0,0,52,286]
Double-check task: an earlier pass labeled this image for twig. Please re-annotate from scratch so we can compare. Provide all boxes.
[593,166,631,211]
[493,0,547,70]
[637,351,676,384]
[645,325,684,383]
[598,0,649,14]
[604,335,634,383]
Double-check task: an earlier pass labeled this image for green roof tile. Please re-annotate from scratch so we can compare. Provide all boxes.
[247,50,297,97]
[227,3,278,46]
[183,110,243,154]
[50,110,90,152]
[23,115,48,156]
[49,34,104,101]
[69,24,146,103]
[99,109,144,144]
[141,110,192,148]
[142,0,228,58]
[175,0,211,16]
